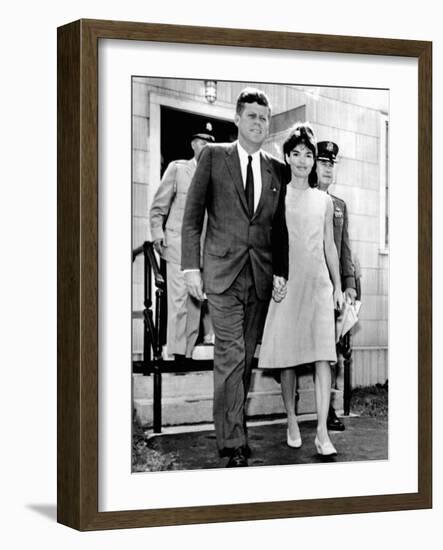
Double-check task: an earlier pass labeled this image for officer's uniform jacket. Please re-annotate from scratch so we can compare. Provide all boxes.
[329,193,356,291]
[150,158,196,265]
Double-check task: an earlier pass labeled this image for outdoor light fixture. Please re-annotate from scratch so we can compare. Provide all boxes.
[204,80,217,103]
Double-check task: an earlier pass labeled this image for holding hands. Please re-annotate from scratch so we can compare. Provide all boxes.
[272,275,287,303]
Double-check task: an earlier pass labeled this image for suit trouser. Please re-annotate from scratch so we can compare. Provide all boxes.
[185,298,213,356]
[166,261,203,356]
[207,261,269,451]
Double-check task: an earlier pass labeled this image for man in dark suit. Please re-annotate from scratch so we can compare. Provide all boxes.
[317,141,356,432]
[181,88,289,467]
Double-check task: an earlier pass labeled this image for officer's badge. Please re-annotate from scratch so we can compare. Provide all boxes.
[326,142,334,152]
[334,207,343,218]
[206,122,213,132]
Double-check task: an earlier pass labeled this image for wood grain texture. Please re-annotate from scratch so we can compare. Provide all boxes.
[57,20,81,528]
[80,18,429,56]
[57,19,432,531]
[417,41,432,507]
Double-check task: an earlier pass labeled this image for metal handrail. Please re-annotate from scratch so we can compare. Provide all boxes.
[132,241,165,433]
[132,242,165,290]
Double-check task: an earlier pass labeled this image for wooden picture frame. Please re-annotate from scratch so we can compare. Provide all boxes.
[57,19,432,530]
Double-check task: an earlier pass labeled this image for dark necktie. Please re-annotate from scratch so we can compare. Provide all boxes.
[245,155,254,217]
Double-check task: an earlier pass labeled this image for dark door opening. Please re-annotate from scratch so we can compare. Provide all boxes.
[160,106,237,176]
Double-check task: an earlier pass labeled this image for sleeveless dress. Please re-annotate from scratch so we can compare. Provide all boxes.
[258,186,337,368]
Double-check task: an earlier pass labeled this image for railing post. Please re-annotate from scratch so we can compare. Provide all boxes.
[145,242,165,433]
[341,332,352,416]
[153,363,162,434]
[142,243,153,376]
[153,285,164,433]
[134,241,165,434]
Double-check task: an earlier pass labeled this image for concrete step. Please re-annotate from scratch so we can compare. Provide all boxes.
[133,369,281,398]
[133,369,343,427]
[134,389,343,427]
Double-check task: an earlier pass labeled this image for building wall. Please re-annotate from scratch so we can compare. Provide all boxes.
[132,78,389,386]
[302,85,389,385]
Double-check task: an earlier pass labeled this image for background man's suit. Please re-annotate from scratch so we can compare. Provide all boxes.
[330,194,356,292]
[150,158,204,356]
[181,142,288,452]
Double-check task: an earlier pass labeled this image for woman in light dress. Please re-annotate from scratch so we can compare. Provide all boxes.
[258,123,343,456]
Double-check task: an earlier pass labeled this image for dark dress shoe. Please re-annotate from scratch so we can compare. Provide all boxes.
[220,444,251,458]
[226,446,248,467]
[327,410,345,431]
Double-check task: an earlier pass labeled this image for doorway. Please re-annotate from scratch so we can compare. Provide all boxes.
[160,106,237,175]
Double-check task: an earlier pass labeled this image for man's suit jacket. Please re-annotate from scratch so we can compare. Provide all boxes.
[150,159,196,264]
[330,193,356,291]
[181,142,289,300]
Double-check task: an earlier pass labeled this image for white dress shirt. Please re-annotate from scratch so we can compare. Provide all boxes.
[236,141,262,213]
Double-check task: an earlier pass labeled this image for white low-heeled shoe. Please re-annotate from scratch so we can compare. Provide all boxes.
[287,429,302,448]
[314,435,337,456]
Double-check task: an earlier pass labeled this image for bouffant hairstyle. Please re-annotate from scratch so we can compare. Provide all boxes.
[282,122,318,187]
[236,87,272,117]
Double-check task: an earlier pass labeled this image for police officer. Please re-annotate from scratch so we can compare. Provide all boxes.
[317,140,357,431]
[150,124,215,359]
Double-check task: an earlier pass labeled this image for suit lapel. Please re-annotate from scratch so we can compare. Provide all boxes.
[225,143,249,215]
[252,153,278,221]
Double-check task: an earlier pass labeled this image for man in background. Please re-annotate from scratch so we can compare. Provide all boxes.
[150,124,215,360]
[317,140,357,432]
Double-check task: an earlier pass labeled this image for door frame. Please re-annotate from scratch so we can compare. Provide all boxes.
[147,93,235,215]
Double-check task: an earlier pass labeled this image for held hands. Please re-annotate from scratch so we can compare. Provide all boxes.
[272,276,287,303]
[184,271,205,301]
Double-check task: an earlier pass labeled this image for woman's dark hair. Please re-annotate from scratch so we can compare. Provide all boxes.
[283,122,318,187]
[236,87,272,117]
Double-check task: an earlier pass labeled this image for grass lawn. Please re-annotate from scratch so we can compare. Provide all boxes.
[350,382,388,418]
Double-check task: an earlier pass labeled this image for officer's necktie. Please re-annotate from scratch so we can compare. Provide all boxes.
[245,155,254,218]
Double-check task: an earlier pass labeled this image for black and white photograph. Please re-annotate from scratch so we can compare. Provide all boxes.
[131,77,389,472]
[2,0,438,540]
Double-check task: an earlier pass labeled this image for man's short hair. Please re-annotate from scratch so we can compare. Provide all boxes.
[236,87,272,116]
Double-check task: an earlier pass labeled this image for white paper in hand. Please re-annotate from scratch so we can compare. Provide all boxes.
[335,299,360,342]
